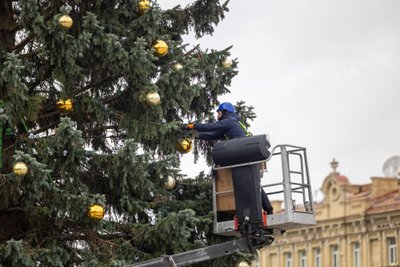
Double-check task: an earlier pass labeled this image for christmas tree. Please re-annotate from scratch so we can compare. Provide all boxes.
[0,0,256,266]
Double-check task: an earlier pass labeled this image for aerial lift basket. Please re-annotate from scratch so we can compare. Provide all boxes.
[212,137,316,236]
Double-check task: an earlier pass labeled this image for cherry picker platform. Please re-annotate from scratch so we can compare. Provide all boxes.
[126,135,316,267]
[213,143,316,236]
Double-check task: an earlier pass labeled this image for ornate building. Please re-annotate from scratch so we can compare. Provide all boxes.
[256,159,400,267]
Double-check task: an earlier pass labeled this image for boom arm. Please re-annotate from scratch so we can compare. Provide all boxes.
[124,236,272,267]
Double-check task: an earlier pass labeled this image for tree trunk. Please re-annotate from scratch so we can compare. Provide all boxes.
[0,0,17,173]
[0,0,16,51]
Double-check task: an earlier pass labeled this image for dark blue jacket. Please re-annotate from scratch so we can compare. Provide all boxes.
[194,112,247,140]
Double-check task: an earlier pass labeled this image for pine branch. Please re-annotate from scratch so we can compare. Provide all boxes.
[28,66,51,94]
[8,34,33,53]
[30,122,58,135]
[9,23,20,33]
[184,44,200,56]
[102,93,123,105]
[38,110,58,121]
[60,230,129,244]
[30,124,119,137]
[83,125,118,133]
[36,77,120,119]
[75,76,119,96]
[20,50,38,58]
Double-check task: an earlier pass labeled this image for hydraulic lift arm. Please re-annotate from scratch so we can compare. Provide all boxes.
[124,235,273,267]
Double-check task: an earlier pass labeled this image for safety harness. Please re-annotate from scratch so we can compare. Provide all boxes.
[238,121,252,137]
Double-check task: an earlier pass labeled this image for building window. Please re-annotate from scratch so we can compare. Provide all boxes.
[314,248,321,267]
[388,237,397,265]
[353,242,361,267]
[299,250,307,267]
[284,252,292,267]
[331,245,340,267]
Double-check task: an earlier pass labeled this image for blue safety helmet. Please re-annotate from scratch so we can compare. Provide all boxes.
[217,102,235,113]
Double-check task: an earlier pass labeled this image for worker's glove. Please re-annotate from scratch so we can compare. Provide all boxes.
[182,123,195,131]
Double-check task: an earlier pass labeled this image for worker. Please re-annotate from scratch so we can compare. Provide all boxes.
[183,102,274,215]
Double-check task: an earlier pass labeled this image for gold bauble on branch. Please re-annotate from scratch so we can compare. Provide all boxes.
[172,63,183,71]
[58,15,73,30]
[56,99,73,114]
[237,261,251,267]
[146,92,161,106]
[176,138,193,154]
[163,176,176,190]
[152,40,168,57]
[88,204,105,221]
[13,162,28,177]
[137,0,151,14]
[221,58,233,68]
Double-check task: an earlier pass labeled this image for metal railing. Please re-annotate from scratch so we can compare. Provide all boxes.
[262,145,314,214]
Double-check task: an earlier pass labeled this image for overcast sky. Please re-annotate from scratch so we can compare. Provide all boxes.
[159,0,400,192]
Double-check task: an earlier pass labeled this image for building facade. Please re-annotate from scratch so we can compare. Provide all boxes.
[256,160,400,267]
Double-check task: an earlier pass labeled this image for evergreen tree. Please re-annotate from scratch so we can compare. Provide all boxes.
[0,0,256,266]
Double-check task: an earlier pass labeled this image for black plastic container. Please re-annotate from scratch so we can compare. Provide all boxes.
[211,134,271,166]
[232,164,263,224]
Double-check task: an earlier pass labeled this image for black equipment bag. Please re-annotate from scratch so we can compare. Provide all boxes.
[211,134,270,167]
[232,164,263,224]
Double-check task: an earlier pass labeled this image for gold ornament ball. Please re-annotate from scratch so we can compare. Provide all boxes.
[237,261,251,267]
[13,162,28,177]
[176,138,193,154]
[138,0,151,14]
[153,40,168,57]
[172,63,183,71]
[58,15,73,30]
[163,176,176,190]
[222,58,233,68]
[56,99,73,114]
[88,204,105,221]
[146,92,161,106]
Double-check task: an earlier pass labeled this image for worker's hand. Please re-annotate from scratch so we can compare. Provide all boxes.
[182,123,195,130]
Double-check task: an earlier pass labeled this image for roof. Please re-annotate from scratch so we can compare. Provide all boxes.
[367,188,400,214]
[336,175,349,183]
[318,175,400,218]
